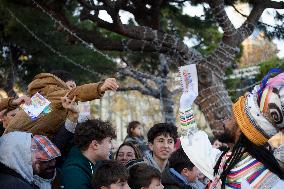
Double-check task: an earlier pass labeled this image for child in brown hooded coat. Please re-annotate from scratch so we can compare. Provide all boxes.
[4,71,118,138]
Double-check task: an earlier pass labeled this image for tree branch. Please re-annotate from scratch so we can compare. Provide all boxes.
[172,88,181,96]
[232,3,284,31]
[208,0,236,37]
[119,64,163,83]
[118,85,158,97]
[118,68,159,92]
[236,4,265,42]
[33,0,203,64]
[262,0,284,9]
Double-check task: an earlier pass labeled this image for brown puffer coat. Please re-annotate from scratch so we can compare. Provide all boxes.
[4,73,103,137]
[0,97,17,112]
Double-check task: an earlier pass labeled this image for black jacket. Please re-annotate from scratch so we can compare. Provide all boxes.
[0,163,39,189]
[162,168,193,189]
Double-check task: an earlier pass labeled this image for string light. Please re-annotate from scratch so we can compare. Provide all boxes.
[6,8,104,77]
[31,0,195,81]
[29,0,262,126]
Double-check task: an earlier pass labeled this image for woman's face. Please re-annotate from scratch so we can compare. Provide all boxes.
[116,145,136,166]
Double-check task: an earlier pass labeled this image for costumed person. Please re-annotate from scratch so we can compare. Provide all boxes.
[179,66,284,189]
[4,70,119,137]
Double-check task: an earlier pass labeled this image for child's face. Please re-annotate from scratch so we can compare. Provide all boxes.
[108,180,130,189]
[184,166,198,183]
[149,134,175,161]
[131,125,143,137]
[145,178,164,189]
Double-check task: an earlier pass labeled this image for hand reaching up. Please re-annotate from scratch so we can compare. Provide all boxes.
[61,94,78,123]
[61,94,78,113]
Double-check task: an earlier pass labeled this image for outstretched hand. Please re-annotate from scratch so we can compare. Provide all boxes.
[100,78,119,92]
[12,95,31,106]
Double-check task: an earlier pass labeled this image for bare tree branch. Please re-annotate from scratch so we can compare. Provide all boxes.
[118,85,158,97]
[118,68,159,93]
[236,4,265,42]
[232,3,284,31]
[118,58,163,83]
[208,0,236,37]
[172,88,181,96]
[262,0,284,9]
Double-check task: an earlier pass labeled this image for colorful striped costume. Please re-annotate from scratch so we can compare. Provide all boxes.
[210,152,280,189]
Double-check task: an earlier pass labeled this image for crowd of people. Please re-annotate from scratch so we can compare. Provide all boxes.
[0,69,283,189]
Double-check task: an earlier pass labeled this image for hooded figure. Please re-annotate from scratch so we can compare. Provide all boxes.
[0,132,61,189]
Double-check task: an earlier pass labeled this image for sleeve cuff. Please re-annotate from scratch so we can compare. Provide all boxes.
[97,82,105,97]
[8,97,18,110]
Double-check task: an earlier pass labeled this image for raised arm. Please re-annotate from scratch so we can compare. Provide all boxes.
[179,66,221,180]
[67,78,119,102]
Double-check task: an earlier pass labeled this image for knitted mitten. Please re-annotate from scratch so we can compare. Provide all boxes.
[179,91,198,136]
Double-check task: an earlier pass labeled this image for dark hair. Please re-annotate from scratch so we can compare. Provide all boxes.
[209,137,217,144]
[147,123,178,144]
[125,159,145,170]
[169,147,195,173]
[214,134,284,189]
[92,160,129,189]
[74,119,116,151]
[127,121,141,136]
[50,70,75,82]
[115,142,142,160]
[128,163,161,189]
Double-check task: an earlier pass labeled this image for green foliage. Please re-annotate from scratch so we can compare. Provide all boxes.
[0,1,116,90]
[225,58,284,102]
[160,4,222,55]
[225,78,241,102]
[256,57,284,81]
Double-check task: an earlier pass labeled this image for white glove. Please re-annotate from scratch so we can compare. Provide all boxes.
[179,91,198,112]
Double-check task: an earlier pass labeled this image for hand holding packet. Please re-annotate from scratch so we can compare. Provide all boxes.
[22,93,51,120]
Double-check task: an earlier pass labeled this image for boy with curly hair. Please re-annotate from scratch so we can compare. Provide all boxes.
[60,119,116,189]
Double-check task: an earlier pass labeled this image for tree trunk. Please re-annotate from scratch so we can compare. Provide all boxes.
[196,64,232,137]
[160,86,175,124]
[158,54,175,124]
